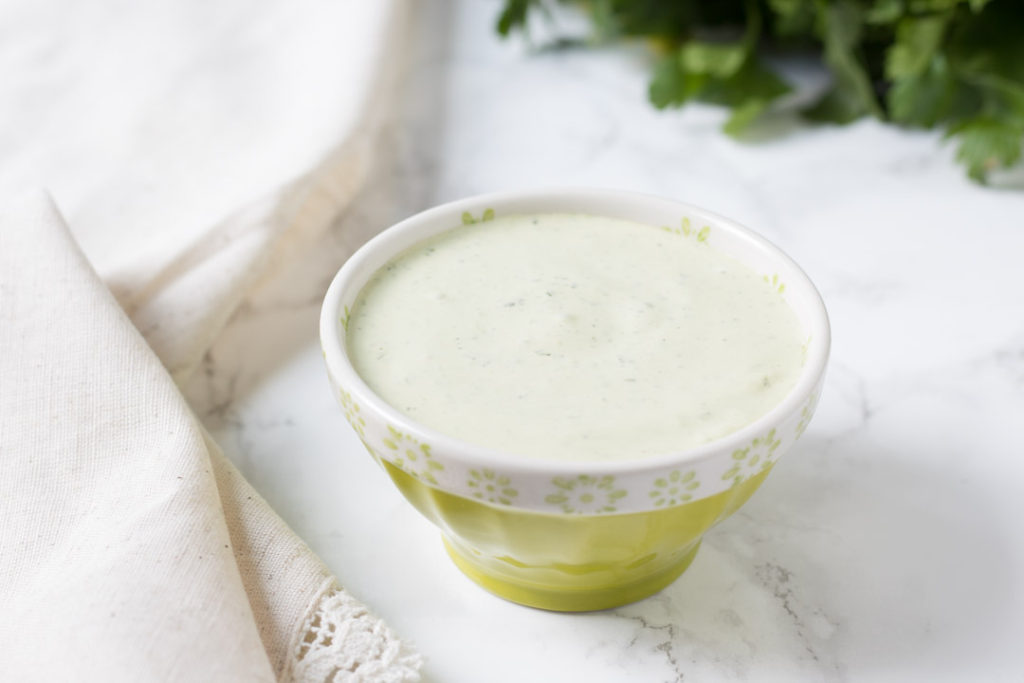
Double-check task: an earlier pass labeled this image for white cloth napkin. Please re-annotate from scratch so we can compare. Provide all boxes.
[0,0,420,680]
[0,0,404,381]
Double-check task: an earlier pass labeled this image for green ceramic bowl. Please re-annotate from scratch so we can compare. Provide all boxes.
[320,188,830,611]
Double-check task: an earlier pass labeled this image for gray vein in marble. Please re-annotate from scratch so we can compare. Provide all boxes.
[752,561,839,672]
[622,613,684,683]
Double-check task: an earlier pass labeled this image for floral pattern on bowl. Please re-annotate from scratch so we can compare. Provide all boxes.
[326,370,822,515]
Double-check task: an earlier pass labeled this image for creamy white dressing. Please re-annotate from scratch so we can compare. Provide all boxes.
[347,213,804,462]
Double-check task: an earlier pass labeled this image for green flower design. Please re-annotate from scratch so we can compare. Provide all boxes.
[763,273,786,294]
[339,390,365,438]
[381,424,443,485]
[722,428,782,486]
[467,469,518,506]
[661,217,710,242]
[648,469,700,507]
[461,208,496,225]
[545,475,627,514]
[800,335,812,367]
[794,392,819,440]
[340,304,351,333]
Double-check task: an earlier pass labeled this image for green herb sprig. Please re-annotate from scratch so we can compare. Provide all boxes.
[497,0,1024,182]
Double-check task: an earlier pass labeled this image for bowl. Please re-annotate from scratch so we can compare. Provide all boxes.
[319,188,830,611]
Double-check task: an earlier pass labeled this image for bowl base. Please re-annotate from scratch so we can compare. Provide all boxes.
[442,535,701,612]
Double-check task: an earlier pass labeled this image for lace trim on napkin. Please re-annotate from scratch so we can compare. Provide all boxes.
[284,579,422,683]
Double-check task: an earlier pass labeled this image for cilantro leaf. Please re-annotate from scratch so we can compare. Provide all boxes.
[810,0,884,121]
[886,14,949,80]
[649,54,705,109]
[496,0,537,37]
[947,116,1024,181]
[769,0,817,36]
[679,41,749,79]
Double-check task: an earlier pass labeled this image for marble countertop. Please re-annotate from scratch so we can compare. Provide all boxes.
[184,2,1024,680]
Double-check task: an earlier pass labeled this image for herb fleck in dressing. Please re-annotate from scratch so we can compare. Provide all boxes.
[347,213,804,462]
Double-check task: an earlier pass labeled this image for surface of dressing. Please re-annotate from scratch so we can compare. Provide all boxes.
[347,213,805,462]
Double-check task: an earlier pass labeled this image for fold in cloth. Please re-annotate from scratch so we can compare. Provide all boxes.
[0,195,420,680]
[0,0,403,382]
[0,0,421,679]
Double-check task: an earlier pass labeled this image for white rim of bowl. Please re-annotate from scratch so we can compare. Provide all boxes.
[319,187,831,479]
